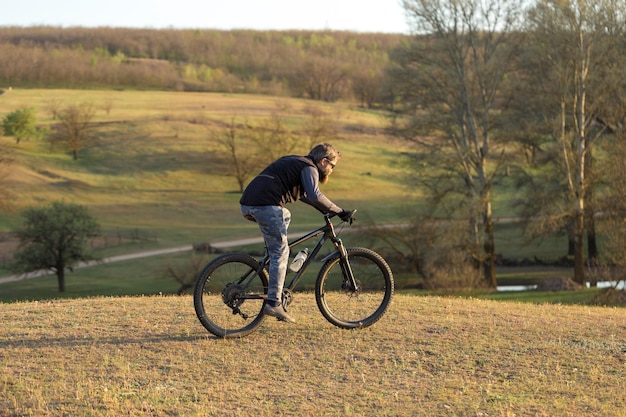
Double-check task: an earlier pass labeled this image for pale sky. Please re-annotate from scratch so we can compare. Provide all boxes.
[1,0,410,34]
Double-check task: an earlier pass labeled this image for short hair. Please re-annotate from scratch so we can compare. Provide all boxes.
[307,143,341,163]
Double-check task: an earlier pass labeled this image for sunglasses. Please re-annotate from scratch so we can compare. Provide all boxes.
[324,157,336,169]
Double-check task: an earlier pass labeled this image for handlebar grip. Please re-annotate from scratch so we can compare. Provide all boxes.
[326,209,357,222]
[339,209,357,223]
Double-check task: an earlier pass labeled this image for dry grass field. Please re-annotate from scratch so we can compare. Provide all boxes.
[1,294,624,416]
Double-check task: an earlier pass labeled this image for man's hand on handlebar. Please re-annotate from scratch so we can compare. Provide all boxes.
[339,209,357,225]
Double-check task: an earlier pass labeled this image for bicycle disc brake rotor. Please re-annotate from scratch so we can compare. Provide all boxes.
[342,279,361,295]
[222,283,245,309]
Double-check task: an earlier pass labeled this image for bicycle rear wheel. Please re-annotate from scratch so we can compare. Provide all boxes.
[193,253,268,338]
[315,247,393,329]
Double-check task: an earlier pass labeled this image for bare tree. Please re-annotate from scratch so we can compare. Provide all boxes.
[524,0,626,284]
[214,117,261,193]
[102,97,114,115]
[296,55,349,102]
[363,205,479,289]
[215,108,303,192]
[351,56,384,108]
[390,0,522,287]
[165,252,208,295]
[46,98,63,120]
[52,102,96,160]
[248,110,298,165]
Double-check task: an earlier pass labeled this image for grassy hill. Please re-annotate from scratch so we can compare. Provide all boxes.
[1,294,624,416]
[0,88,422,300]
[0,89,407,240]
[0,88,619,304]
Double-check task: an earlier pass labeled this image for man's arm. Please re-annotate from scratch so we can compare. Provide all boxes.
[300,166,342,214]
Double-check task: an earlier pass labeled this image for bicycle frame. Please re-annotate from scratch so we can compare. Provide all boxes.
[193,207,393,337]
[247,213,357,299]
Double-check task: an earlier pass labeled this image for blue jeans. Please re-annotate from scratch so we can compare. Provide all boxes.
[240,205,291,304]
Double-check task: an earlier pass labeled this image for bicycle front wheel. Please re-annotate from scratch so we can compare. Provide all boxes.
[193,253,268,338]
[315,247,393,329]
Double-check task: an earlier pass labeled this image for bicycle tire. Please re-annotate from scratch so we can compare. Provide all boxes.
[315,247,393,329]
[193,253,268,338]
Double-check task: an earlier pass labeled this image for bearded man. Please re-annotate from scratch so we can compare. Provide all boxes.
[239,143,352,323]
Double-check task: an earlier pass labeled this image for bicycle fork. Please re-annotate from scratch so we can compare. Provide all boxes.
[333,237,359,293]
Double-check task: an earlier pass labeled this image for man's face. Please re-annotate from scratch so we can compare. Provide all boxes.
[318,157,336,184]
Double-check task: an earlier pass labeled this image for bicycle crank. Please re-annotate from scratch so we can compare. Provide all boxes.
[281,288,294,310]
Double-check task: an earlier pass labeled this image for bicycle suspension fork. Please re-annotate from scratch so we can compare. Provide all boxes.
[332,236,359,292]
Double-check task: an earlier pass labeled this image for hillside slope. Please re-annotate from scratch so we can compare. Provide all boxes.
[0,89,408,245]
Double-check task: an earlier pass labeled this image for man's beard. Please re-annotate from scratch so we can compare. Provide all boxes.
[319,171,330,184]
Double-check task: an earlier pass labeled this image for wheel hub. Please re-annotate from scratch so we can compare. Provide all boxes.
[342,279,361,294]
[222,283,245,308]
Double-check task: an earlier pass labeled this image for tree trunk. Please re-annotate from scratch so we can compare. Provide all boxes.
[572,24,588,286]
[586,210,598,287]
[573,212,585,285]
[57,268,66,292]
[587,215,598,262]
[483,231,497,287]
[585,152,598,263]
[483,196,497,288]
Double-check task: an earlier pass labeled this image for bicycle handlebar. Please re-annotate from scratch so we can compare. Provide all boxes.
[326,209,357,224]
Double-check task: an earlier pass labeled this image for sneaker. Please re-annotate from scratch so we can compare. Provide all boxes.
[263,304,296,324]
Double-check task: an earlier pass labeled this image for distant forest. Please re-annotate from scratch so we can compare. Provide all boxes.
[0,27,406,106]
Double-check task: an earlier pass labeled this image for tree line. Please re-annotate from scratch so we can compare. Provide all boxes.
[384,0,626,289]
[0,27,401,105]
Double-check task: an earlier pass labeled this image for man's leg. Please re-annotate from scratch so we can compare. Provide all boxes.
[240,205,291,305]
[240,205,295,323]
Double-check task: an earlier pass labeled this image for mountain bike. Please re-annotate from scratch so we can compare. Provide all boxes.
[193,210,394,338]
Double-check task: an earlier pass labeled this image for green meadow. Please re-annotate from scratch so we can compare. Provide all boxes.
[0,89,408,237]
[0,89,413,299]
[0,89,615,305]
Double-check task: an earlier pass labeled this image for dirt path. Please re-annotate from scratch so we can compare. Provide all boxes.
[0,236,265,285]
[0,220,488,285]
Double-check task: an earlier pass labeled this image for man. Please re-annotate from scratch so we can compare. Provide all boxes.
[240,143,353,323]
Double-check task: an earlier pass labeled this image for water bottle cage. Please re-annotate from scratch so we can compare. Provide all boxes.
[289,249,308,272]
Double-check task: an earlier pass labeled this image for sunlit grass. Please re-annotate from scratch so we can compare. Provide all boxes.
[0,294,624,416]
